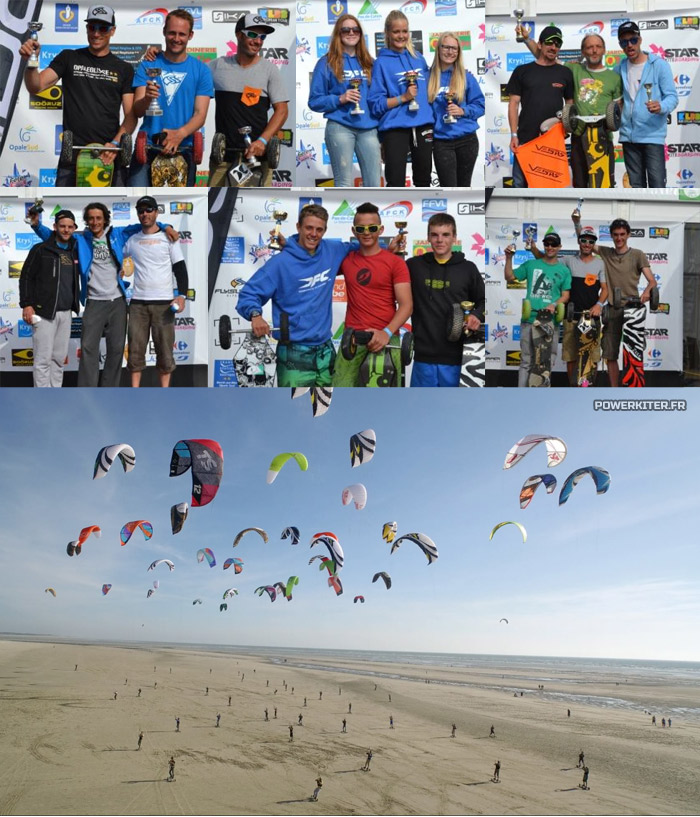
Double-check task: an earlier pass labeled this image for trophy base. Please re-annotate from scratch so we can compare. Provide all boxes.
[145,108,164,118]
[443,115,456,124]
[408,102,420,112]
[350,109,366,115]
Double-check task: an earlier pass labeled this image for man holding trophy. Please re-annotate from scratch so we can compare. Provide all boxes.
[18,5,136,186]
[208,14,289,187]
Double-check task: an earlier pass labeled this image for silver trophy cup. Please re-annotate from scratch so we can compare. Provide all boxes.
[27,22,43,69]
[145,67,163,117]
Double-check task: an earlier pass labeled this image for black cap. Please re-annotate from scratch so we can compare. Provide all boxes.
[235,13,276,35]
[543,231,562,245]
[617,21,640,38]
[539,25,563,43]
[136,196,158,211]
[54,209,76,223]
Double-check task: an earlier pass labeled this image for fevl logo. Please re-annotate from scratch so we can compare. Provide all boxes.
[421,198,446,221]
[579,21,604,35]
[55,3,79,32]
[380,201,412,219]
[179,6,203,29]
[131,7,168,25]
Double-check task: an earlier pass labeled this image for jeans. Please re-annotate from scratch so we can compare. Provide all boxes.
[381,126,433,188]
[325,120,381,187]
[78,296,127,387]
[433,133,480,187]
[622,143,666,188]
[128,150,196,187]
[511,155,528,188]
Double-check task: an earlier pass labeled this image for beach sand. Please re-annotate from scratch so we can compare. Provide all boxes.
[1,639,698,815]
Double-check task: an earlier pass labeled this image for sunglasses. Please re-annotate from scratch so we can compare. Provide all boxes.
[340,26,361,34]
[137,207,156,214]
[579,237,595,244]
[543,240,560,247]
[87,22,112,33]
[241,29,267,40]
[353,224,380,234]
[619,37,639,46]
[543,38,563,47]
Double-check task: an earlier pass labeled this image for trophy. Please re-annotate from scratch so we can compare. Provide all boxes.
[644,83,653,103]
[513,9,526,43]
[405,71,420,111]
[507,228,520,253]
[443,91,456,124]
[239,126,261,168]
[27,22,43,69]
[121,256,135,278]
[144,67,163,117]
[573,197,584,219]
[524,225,536,250]
[24,197,44,224]
[349,77,365,115]
[269,210,288,250]
[395,222,408,258]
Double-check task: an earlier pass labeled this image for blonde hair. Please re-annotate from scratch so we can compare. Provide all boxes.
[428,32,466,103]
[327,14,373,83]
[384,10,415,57]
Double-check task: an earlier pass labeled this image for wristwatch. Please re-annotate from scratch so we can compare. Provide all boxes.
[250,310,262,319]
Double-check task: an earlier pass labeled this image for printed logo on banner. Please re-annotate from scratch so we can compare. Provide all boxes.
[485,23,507,42]
[456,203,484,215]
[610,19,631,36]
[178,6,203,29]
[629,228,645,238]
[299,197,324,214]
[131,8,168,26]
[482,51,501,74]
[297,37,311,60]
[112,202,130,220]
[296,2,317,23]
[677,169,695,186]
[15,233,42,251]
[272,169,293,187]
[487,115,510,135]
[296,140,317,168]
[38,43,80,70]
[381,201,412,219]
[579,21,604,35]
[2,163,32,186]
[257,8,290,25]
[422,199,447,221]
[675,16,699,29]
[504,348,521,366]
[8,125,43,154]
[0,205,15,223]
[12,349,33,366]
[222,237,245,263]
[298,107,323,129]
[357,0,381,20]
[30,86,62,110]
[400,0,427,13]
[0,318,13,338]
[175,317,196,330]
[647,253,668,264]
[470,233,485,256]
[214,359,239,387]
[465,0,484,7]
[485,143,506,167]
[170,201,193,215]
[677,112,700,125]
[55,3,79,31]
[249,234,274,264]
[491,322,509,343]
[507,53,535,71]
[649,44,699,62]
[667,144,700,157]
[326,0,346,24]
[639,20,669,30]
[429,31,469,52]
[19,320,33,337]
[332,200,357,222]
[435,0,456,16]
[316,36,331,58]
[646,328,669,341]
[212,10,248,23]
[675,74,692,97]
[1,290,20,309]
[649,227,670,239]
[9,260,23,278]
[603,52,623,68]
[493,299,517,317]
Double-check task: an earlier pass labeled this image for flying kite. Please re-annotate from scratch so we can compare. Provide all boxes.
[93,443,135,479]
[309,555,337,576]
[372,571,392,590]
[519,475,557,509]
[254,585,277,602]
[147,589,156,598]
[341,483,367,510]
[67,525,102,556]
[281,526,300,545]
[45,588,56,597]
[171,502,188,534]
[354,596,365,604]
[148,559,174,572]
[328,575,343,596]
[170,439,224,507]
[503,434,567,470]
[391,533,438,564]
[223,588,238,599]
[489,521,527,543]
[350,429,376,468]
[233,527,269,548]
[291,387,333,417]
[193,599,202,605]
[120,520,153,545]
[220,603,228,612]
[223,557,244,573]
[266,452,308,484]
[101,584,112,595]
[310,532,344,570]
[559,466,611,505]
[499,618,509,624]
[196,548,216,567]
[382,522,397,543]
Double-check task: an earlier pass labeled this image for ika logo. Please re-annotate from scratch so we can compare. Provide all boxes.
[380,201,412,219]
[326,0,346,24]
[15,233,42,251]
[179,6,203,29]
[639,20,669,30]
[675,74,693,96]
[629,228,645,238]
[579,21,604,35]
[296,140,317,168]
[400,0,427,13]
[55,4,79,32]
[297,37,311,60]
[649,227,670,239]
[422,198,447,221]
[212,10,248,23]
[465,0,485,8]
[677,111,700,124]
[457,203,485,215]
[131,8,168,25]
[300,269,331,291]
[674,16,699,29]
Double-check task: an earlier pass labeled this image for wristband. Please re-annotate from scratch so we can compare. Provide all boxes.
[110,140,119,146]
[258,137,268,146]
[510,132,517,137]
[383,327,393,339]
[596,301,603,308]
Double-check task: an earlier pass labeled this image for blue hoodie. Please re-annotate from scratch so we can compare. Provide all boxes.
[615,53,678,144]
[431,68,485,140]
[33,220,169,304]
[368,48,433,131]
[309,54,380,131]
[236,236,351,345]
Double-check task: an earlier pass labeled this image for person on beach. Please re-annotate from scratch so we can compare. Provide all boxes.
[567,709,571,717]
[342,718,347,733]
[348,703,352,714]
[490,725,495,738]
[581,766,589,789]
[662,718,666,727]
[113,692,117,700]
[206,687,209,695]
[289,725,294,741]
[668,718,672,727]
[298,713,303,726]
[362,749,373,771]
[312,775,323,801]
[175,717,180,731]
[138,688,141,697]
[137,731,143,750]
[75,665,78,671]
[390,715,394,729]
[168,756,175,781]
[493,760,501,781]
[578,750,585,768]
[451,723,456,738]
[652,715,656,725]
[216,713,221,727]
[228,696,231,706]
[304,697,307,707]
[265,708,269,721]
[319,691,323,700]
[274,707,277,719]
[154,682,157,689]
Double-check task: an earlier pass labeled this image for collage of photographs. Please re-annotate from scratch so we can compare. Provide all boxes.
[0,1,699,816]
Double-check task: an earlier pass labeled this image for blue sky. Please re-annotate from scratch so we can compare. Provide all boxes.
[0,389,697,661]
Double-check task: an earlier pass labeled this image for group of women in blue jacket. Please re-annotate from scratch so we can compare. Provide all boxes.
[308,10,485,188]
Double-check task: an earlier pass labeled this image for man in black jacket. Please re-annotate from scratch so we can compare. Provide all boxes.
[19,210,81,387]
[407,212,485,386]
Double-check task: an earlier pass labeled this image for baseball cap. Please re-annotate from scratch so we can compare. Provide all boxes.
[543,231,562,245]
[54,209,76,223]
[136,196,158,211]
[539,25,563,43]
[85,5,115,26]
[617,21,640,39]
[579,226,597,239]
[235,13,276,35]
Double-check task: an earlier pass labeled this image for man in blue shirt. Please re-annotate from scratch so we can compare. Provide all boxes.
[130,9,214,186]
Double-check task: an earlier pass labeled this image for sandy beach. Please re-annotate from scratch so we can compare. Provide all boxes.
[1,639,698,816]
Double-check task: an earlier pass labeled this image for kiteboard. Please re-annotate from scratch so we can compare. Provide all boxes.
[565,304,601,387]
[340,328,414,387]
[606,287,661,388]
[447,302,485,387]
[523,301,565,387]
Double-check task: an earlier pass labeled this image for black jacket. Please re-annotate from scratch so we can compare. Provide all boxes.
[407,251,485,366]
[19,233,81,319]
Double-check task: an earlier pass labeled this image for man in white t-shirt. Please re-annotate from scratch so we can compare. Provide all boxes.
[123,196,188,387]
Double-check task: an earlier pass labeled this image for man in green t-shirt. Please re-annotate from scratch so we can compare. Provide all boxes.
[520,29,622,187]
[504,232,571,387]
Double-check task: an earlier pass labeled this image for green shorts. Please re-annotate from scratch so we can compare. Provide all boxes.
[332,343,402,387]
[276,340,335,388]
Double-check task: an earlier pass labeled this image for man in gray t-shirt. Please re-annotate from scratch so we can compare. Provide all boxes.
[208,13,289,186]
